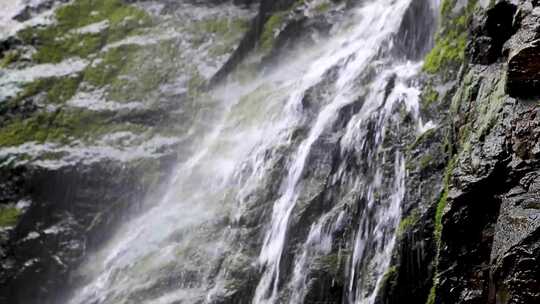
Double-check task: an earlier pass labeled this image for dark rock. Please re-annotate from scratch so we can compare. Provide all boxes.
[492,228,540,304]
[502,3,540,97]
[210,0,299,85]
[0,155,175,304]
[468,1,518,64]
[506,43,540,98]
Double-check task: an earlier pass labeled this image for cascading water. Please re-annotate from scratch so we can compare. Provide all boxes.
[65,0,436,303]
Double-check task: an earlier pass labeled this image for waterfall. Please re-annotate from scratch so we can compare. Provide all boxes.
[65,0,435,303]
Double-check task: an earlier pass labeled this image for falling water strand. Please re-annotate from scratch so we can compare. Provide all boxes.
[252,0,418,303]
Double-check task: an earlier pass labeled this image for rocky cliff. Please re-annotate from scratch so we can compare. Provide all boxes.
[0,0,538,303]
[381,0,540,303]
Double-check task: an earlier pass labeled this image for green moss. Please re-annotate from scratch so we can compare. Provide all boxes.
[227,84,274,126]
[408,128,436,151]
[314,2,332,13]
[397,209,420,236]
[434,157,455,243]
[434,187,447,243]
[419,154,434,170]
[47,76,83,103]
[18,0,151,63]
[381,265,398,287]
[439,0,454,18]
[423,0,477,74]
[0,108,145,146]
[196,18,248,58]
[423,32,467,74]
[195,18,248,38]
[294,0,306,8]
[15,78,53,101]
[187,17,248,55]
[83,44,139,88]
[186,71,207,99]
[260,12,287,53]
[450,70,506,158]
[55,0,150,31]
[12,75,82,106]
[421,85,440,108]
[0,111,67,146]
[425,281,437,304]
[0,50,21,68]
[0,206,21,228]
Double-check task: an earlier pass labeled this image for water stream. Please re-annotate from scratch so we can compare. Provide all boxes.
[67,0,435,303]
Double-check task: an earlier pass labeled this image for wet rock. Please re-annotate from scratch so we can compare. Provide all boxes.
[210,0,299,84]
[0,154,175,304]
[393,0,437,60]
[502,3,540,97]
[432,67,540,304]
[492,228,540,304]
[467,1,518,64]
[506,43,540,98]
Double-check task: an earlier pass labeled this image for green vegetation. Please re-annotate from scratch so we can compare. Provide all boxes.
[0,50,21,68]
[314,2,332,13]
[84,44,139,87]
[0,206,21,228]
[397,209,420,236]
[423,0,477,73]
[426,281,437,304]
[196,18,249,40]
[408,128,436,151]
[188,17,248,55]
[434,187,448,242]
[435,157,455,243]
[17,0,151,63]
[16,75,83,104]
[421,84,440,107]
[419,154,434,170]
[423,32,467,73]
[380,265,398,290]
[0,109,145,146]
[186,71,207,99]
[260,12,287,53]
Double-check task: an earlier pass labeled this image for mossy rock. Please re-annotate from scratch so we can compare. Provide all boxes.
[397,209,420,236]
[0,50,21,68]
[0,108,146,147]
[17,0,152,64]
[423,0,478,74]
[260,12,288,53]
[0,205,21,228]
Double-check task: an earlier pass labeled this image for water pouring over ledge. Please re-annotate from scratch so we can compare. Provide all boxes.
[65,0,437,303]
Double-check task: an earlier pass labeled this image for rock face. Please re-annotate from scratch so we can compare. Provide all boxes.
[0,158,174,303]
[504,3,540,97]
[0,0,539,303]
[378,1,540,304]
[0,0,254,303]
[507,44,540,97]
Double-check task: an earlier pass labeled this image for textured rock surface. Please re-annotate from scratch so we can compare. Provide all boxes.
[379,1,540,304]
[505,3,540,97]
[0,0,538,303]
[0,0,253,303]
